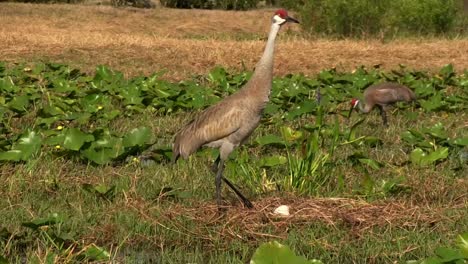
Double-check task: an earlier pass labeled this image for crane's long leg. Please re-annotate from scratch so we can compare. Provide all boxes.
[213,158,254,209]
[211,155,220,173]
[378,105,388,126]
[214,159,225,208]
[222,177,254,209]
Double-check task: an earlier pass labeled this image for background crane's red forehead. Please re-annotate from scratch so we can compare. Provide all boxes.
[275,9,288,19]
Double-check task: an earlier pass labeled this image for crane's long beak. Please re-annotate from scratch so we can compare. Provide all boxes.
[286,16,300,24]
[347,106,355,119]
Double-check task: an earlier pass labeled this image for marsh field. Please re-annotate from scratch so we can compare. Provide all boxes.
[0,3,467,263]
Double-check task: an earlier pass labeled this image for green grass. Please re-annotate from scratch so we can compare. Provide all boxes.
[0,62,467,263]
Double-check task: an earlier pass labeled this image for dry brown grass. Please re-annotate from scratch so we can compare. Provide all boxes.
[102,196,457,250]
[1,3,467,80]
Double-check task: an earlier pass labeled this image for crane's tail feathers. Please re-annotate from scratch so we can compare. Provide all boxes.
[171,142,180,164]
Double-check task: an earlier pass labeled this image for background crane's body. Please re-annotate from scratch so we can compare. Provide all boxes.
[172,10,299,209]
[349,82,416,126]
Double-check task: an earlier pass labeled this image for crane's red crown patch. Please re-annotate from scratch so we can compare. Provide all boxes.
[351,98,359,107]
[275,9,288,19]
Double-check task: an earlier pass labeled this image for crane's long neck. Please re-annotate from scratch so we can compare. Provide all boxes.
[255,23,281,74]
[242,23,281,102]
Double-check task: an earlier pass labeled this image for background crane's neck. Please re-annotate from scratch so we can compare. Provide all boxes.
[357,101,371,113]
[242,22,281,102]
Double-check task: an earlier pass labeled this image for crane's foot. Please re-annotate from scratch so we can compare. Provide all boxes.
[216,199,228,214]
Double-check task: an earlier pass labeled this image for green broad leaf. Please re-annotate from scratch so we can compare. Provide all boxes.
[94,184,112,195]
[259,155,287,168]
[207,66,228,89]
[103,109,121,120]
[264,103,281,116]
[420,93,445,112]
[154,187,192,199]
[426,147,449,163]
[401,130,425,145]
[123,127,151,147]
[419,257,444,264]
[456,233,468,258]
[65,112,91,125]
[280,126,303,142]
[81,244,110,261]
[250,241,321,264]
[410,148,428,166]
[0,131,42,161]
[0,150,23,161]
[0,76,17,93]
[8,95,29,112]
[93,138,125,155]
[35,116,60,127]
[381,177,410,195]
[318,70,334,84]
[52,78,76,93]
[82,183,116,200]
[22,213,64,230]
[63,128,95,151]
[94,65,115,82]
[450,137,468,146]
[0,255,8,264]
[40,104,65,117]
[120,85,143,105]
[284,100,317,121]
[80,93,112,113]
[149,145,173,162]
[358,158,382,170]
[439,64,455,80]
[81,148,114,165]
[43,134,66,146]
[410,147,448,166]
[424,123,447,139]
[256,135,286,147]
[153,88,173,98]
[435,247,463,262]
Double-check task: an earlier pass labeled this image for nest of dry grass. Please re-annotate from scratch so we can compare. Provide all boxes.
[127,196,444,246]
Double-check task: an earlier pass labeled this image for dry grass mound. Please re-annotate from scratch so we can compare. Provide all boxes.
[122,196,454,247]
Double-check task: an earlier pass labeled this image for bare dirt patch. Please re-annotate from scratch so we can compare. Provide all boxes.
[1,3,467,80]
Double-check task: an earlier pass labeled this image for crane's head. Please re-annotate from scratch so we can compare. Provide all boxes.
[273,9,300,26]
[347,98,360,118]
[351,98,360,108]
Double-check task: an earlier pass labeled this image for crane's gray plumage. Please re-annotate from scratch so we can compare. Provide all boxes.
[172,9,299,209]
[349,82,416,126]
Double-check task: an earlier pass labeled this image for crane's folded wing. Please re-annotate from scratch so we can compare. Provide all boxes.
[173,104,243,158]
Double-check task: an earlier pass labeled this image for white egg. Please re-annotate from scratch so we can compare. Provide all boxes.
[273,205,290,216]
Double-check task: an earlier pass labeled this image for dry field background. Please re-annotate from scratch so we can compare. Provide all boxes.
[1,3,467,80]
[1,3,468,263]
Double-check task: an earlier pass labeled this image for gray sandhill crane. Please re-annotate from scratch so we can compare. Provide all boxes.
[348,82,416,126]
[172,9,299,209]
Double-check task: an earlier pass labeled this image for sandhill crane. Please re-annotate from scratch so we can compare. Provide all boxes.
[172,9,299,209]
[348,82,416,126]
